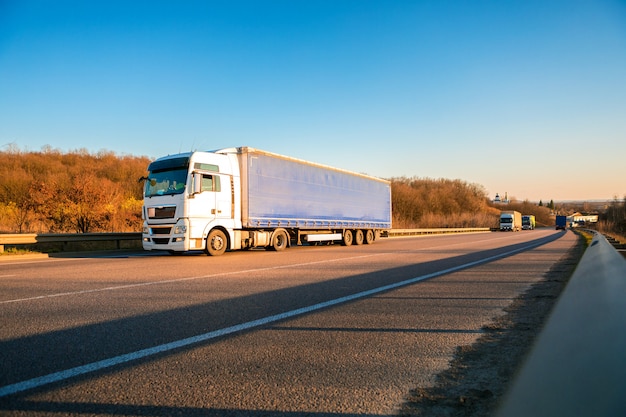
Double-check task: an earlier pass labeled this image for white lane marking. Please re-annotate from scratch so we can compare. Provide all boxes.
[0,253,385,305]
[0,232,547,304]
[0,239,545,397]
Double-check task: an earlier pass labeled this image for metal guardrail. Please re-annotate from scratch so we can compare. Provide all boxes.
[0,228,492,253]
[497,231,626,417]
[0,233,142,253]
[386,227,491,237]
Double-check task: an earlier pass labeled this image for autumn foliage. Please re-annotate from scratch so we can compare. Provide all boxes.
[597,197,626,241]
[0,146,150,233]
[2,147,561,234]
[390,176,500,228]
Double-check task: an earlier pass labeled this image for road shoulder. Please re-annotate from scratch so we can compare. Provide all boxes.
[399,231,585,417]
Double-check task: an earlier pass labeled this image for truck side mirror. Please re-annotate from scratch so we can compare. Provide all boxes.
[193,172,202,195]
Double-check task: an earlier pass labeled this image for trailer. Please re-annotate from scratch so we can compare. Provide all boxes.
[141,147,392,255]
[500,210,522,231]
[556,215,567,230]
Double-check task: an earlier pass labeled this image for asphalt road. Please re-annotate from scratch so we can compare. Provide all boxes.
[0,229,577,416]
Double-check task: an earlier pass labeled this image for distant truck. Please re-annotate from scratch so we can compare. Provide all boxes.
[141,147,392,255]
[522,215,536,230]
[500,210,522,231]
[556,215,567,230]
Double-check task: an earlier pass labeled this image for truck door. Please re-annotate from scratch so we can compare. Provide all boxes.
[215,174,233,220]
[189,173,218,220]
[189,171,234,244]
[191,173,233,219]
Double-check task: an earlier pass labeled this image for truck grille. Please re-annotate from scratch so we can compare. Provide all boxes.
[147,206,176,219]
[152,238,170,244]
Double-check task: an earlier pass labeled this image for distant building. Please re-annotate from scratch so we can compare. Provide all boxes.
[569,212,599,226]
[494,192,510,204]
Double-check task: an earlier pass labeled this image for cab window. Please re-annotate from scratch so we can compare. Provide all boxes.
[200,174,221,192]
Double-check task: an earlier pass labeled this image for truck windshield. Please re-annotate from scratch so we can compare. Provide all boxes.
[501,218,512,223]
[144,168,188,197]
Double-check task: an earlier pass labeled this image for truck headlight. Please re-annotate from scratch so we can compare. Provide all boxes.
[174,225,187,234]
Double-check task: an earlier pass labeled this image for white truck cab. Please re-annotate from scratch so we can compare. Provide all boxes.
[142,151,241,253]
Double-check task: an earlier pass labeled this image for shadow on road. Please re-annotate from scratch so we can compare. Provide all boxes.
[1,232,568,415]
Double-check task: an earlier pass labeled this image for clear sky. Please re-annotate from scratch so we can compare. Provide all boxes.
[1,0,625,202]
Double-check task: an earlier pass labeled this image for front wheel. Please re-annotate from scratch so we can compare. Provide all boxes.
[270,229,289,251]
[205,229,227,256]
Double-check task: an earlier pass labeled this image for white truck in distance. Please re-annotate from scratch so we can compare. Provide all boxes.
[141,147,392,255]
[500,210,522,231]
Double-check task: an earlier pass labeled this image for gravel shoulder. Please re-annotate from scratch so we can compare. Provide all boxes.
[399,232,586,417]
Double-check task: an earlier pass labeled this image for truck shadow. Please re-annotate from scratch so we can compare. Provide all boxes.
[2,399,391,417]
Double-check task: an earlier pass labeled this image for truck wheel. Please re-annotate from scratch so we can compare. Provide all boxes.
[341,229,353,246]
[364,229,375,244]
[271,229,289,251]
[206,229,227,256]
[354,229,364,245]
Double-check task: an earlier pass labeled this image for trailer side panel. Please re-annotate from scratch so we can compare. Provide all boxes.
[237,149,391,229]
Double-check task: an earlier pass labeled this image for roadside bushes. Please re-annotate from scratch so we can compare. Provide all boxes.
[597,196,626,241]
[0,146,149,233]
[390,176,500,229]
[492,200,553,227]
[5,147,603,234]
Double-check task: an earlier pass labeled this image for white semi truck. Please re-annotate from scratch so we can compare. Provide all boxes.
[141,147,392,255]
[500,210,522,231]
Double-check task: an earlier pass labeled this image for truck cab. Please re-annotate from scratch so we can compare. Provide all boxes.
[522,215,536,230]
[141,151,240,253]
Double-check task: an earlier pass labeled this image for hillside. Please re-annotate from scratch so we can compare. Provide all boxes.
[0,148,572,234]
[0,147,150,233]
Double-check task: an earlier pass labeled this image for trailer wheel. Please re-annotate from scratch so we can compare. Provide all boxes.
[341,229,353,246]
[364,229,375,244]
[354,229,364,245]
[205,229,227,256]
[270,229,289,251]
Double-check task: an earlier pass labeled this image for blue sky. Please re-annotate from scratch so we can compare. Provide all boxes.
[1,0,625,201]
